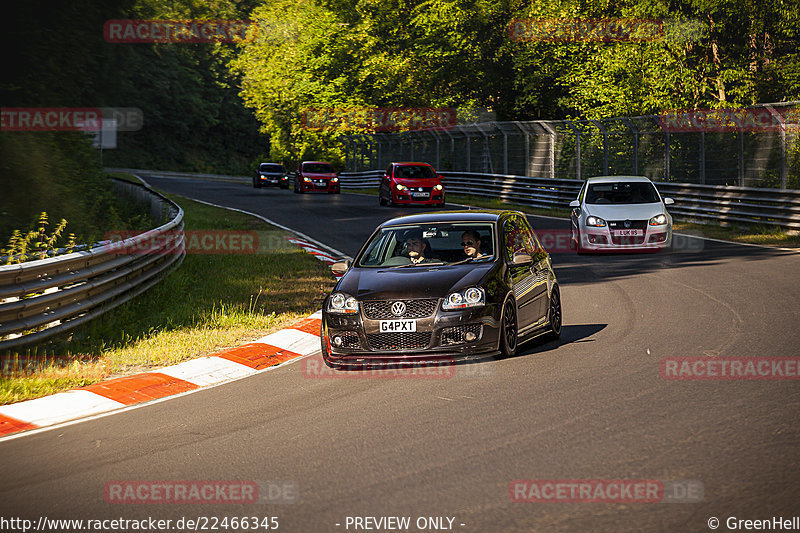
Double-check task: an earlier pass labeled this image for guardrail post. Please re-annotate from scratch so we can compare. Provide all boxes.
[665,131,671,181]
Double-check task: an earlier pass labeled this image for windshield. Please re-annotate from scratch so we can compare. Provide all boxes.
[356,222,496,268]
[303,163,334,173]
[396,165,436,180]
[259,164,283,173]
[586,181,660,204]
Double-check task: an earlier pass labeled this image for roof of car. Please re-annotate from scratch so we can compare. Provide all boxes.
[302,161,333,165]
[391,162,434,167]
[379,210,517,228]
[585,175,654,183]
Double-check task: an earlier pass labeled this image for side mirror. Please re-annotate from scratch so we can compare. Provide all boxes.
[331,260,350,275]
[512,253,532,265]
[664,197,674,205]
[569,200,580,208]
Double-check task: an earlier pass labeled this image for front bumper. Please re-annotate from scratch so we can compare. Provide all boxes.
[299,180,340,192]
[392,192,444,205]
[322,304,500,367]
[257,175,282,186]
[579,226,672,252]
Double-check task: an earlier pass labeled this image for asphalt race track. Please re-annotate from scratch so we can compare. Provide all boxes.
[1,174,799,533]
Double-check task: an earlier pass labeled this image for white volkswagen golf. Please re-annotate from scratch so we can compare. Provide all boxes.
[569,176,674,253]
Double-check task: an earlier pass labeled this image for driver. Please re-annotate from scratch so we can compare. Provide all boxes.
[403,229,437,264]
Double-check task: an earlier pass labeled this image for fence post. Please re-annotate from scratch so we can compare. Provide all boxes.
[700,131,706,184]
[738,128,745,187]
[665,131,671,181]
[591,120,609,175]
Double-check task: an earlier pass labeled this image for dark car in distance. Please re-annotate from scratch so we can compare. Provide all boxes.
[294,161,340,193]
[321,210,562,368]
[379,162,445,207]
[253,163,289,189]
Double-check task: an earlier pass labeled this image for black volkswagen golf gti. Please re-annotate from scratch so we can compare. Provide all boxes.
[321,210,562,368]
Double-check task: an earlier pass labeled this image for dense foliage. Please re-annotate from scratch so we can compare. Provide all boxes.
[233,0,800,162]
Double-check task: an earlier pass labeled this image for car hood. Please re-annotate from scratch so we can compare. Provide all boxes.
[395,177,441,187]
[337,262,495,300]
[584,202,665,221]
[304,172,336,179]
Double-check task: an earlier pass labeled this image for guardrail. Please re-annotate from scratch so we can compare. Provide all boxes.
[339,170,800,230]
[0,179,185,351]
[107,167,250,184]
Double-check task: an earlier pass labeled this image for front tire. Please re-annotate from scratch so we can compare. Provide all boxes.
[499,296,518,359]
[545,286,562,340]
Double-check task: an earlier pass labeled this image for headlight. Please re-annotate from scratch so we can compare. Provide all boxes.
[327,292,358,314]
[586,216,606,227]
[331,177,339,182]
[649,214,668,226]
[395,183,408,191]
[303,176,311,182]
[434,184,444,191]
[442,287,485,310]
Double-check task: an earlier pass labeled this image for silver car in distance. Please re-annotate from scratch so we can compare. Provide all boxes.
[569,176,674,253]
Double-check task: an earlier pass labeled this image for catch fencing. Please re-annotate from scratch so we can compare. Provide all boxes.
[340,102,800,190]
[0,179,185,351]
[338,170,800,230]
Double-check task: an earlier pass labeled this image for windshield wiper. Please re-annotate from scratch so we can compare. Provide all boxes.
[447,255,494,266]
[384,261,446,269]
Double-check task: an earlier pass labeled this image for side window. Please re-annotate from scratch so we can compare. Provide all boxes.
[503,216,536,262]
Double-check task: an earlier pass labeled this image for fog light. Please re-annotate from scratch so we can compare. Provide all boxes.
[332,336,342,347]
[465,332,477,342]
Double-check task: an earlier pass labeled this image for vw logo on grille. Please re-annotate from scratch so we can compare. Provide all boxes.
[390,301,406,317]
[624,219,632,228]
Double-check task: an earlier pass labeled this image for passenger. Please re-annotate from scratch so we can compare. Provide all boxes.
[403,229,438,264]
[461,230,487,259]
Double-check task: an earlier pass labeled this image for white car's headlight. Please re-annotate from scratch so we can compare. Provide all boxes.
[395,183,408,191]
[328,292,358,314]
[586,216,607,227]
[443,287,485,310]
[649,214,668,226]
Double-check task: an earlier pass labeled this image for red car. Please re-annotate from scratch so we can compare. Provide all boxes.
[379,162,445,207]
[293,161,340,193]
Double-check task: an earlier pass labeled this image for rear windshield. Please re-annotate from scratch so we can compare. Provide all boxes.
[259,164,283,173]
[303,163,334,173]
[586,182,660,204]
[396,165,436,180]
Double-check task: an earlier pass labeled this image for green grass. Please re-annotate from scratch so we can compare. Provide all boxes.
[1,188,336,405]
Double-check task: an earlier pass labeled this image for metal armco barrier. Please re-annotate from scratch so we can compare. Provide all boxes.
[339,170,800,230]
[0,179,185,351]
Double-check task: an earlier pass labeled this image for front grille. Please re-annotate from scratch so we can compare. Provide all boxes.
[363,299,438,319]
[440,324,483,346]
[367,332,431,350]
[608,220,647,229]
[608,220,647,245]
[330,331,360,349]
